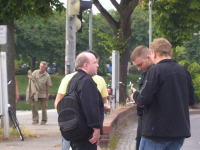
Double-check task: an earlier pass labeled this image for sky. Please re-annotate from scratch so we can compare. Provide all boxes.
[59,0,120,14]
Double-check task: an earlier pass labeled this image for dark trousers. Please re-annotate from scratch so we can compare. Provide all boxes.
[136,116,142,150]
[71,139,97,150]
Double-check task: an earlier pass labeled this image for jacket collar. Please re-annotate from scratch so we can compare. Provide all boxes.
[157,59,176,65]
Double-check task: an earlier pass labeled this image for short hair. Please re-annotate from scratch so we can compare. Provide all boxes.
[40,61,47,67]
[130,46,150,61]
[75,52,89,69]
[150,38,172,57]
[86,50,99,59]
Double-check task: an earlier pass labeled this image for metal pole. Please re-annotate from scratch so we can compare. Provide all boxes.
[65,0,76,74]
[89,8,93,50]
[111,50,120,110]
[111,51,116,110]
[0,52,9,138]
[149,0,153,49]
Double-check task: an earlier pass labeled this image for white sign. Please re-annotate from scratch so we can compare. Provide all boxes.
[0,25,7,45]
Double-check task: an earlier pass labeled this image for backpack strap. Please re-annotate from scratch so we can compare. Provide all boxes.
[66,71,87,94]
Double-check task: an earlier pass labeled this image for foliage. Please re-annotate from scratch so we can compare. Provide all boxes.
[15,10,66,73]
[176,46,200,104]
[143,0,200,48]
[76,12,111,75]
[130,6,149,51]
[184,34,200,64]
[97,29,130,54]
[187,63,200,103]
[15,11,111,75]
[15,59,31,75]
[0,0,65,111]
[0,0,64,22]
[108,134,120,150]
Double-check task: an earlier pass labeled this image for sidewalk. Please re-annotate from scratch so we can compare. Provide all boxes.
[1,109,198,150]
[0,109,137,150]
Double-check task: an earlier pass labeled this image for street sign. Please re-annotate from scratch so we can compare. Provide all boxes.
[0,25,7,45]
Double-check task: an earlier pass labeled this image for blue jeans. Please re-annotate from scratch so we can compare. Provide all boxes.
[139,137,185,150]
[62,137,70,150]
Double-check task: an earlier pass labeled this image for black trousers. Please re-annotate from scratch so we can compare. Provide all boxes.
[136,116,142,150]
[71,139,97,150]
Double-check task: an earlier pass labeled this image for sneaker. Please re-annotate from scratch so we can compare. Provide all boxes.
[32,121,39,124]
[41,121,46,125]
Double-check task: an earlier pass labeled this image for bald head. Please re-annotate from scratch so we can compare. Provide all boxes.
[75,52,99,76]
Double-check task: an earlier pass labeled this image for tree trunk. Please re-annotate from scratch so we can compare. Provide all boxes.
[119,19,132,104]
[4,22,16,112]
[31,56,36,71]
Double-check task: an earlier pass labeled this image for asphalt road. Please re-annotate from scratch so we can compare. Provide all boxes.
[0,109,199,150]
[182,113,200,150]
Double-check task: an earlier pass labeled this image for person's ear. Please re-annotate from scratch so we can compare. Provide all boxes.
[83,63,88,69]
[146,55,151,61]
[152,50,156,59]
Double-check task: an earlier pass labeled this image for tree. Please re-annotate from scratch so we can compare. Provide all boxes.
[15,11,66,72]
[184,34,200,64]
[144,0,200,59]
[0,0,64,111]
[130,6,149,50]
[15,11,111,75]
[93,0,200,104]
[93,0,140,104]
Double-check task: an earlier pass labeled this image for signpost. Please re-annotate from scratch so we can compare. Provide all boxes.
[0,25,9,138]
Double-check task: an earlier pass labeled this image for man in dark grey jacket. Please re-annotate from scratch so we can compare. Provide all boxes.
[133,38,196,150]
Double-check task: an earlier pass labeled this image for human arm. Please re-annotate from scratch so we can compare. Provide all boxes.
[103,97,110,113]
[54,93,64,109]
[15,77,19,101]
[46,86,50,100]
[89,128,101,145]
[97,76,110,112]
[79,77,103,140]
[133,68,159,106]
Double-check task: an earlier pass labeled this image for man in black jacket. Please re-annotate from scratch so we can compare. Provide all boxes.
[130,46,154,150]
[70,52,104,150]
[133,38,196,150]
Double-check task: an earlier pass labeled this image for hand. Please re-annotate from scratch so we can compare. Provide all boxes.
[132,87,136,93]
[27,75,31,78]
[89,128,100,145]
[139,105,145,108]
[16,93,19,101]
[46,95,49,100]
[130,93,135,102]
[104,103,110,113]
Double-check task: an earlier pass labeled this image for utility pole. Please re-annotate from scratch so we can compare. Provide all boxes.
[89,8,93,50]
[149,0,154,49]
[65,1,76,74]
[65,0,92,74]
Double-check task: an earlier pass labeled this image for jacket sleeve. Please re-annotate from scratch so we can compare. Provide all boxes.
[134,67,160,106]
[79,77,102,129]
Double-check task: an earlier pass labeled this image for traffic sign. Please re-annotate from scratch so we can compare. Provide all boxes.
[0,25,7,45]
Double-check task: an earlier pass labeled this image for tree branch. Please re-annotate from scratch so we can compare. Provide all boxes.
[110,0,123,16]
[121,0,139,20]
[93,0,119,33]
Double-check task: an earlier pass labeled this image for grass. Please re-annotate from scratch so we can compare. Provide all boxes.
[16,74,65,95]
[108,134,120,150]
[16,74,140,95]
[16,100,55,110]
[0,127,38,140]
